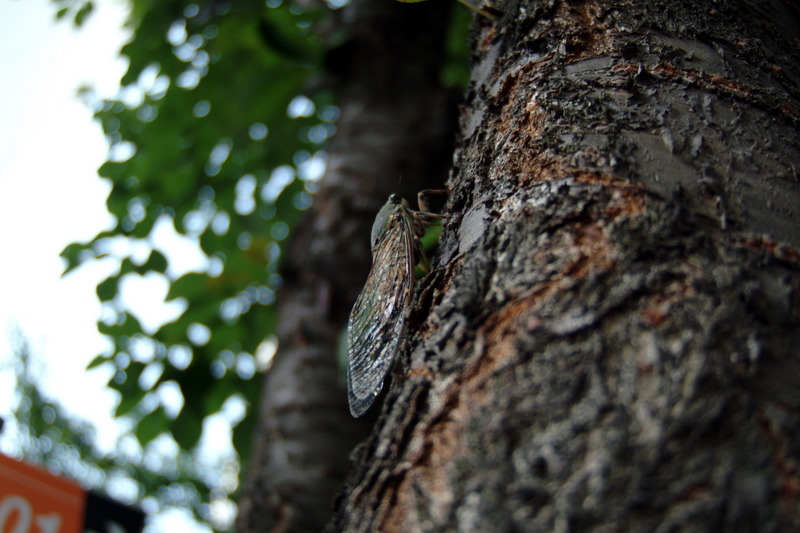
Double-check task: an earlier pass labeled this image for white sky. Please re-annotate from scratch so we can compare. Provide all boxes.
[0,0,127,446]
[0,1,219,531]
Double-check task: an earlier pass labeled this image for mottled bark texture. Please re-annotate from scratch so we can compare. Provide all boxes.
[235,2,454,532]
[329,1,800,531]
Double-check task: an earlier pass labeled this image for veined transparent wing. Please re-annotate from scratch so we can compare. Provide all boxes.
[346,197,419,418]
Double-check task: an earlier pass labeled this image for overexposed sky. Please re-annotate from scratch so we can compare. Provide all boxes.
[0,0,129,447]
[0,3,239,529]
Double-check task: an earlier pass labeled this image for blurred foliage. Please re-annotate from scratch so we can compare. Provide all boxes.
[54,0,472,527]
[62,0,335,471]
[9,336,114,495]
[7,333,236,529]
[52,0,95,25]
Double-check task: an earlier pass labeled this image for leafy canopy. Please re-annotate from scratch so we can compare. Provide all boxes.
[57,0,335,525]
[62,0,332,458]
[53,0,471,526]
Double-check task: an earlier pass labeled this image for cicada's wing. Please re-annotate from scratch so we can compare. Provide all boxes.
[346,210,416,418]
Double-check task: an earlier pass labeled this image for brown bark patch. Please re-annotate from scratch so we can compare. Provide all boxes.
[736,236,800,267]
[639,274,695,327]
[381,360,487,531]
[558,0,616,61]
[651,62,753,97]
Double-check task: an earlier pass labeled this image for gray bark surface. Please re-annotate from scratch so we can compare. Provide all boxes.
[235,1,454,531]
[329,1,800,531]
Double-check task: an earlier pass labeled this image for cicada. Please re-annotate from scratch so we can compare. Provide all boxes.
[347,193,442,417]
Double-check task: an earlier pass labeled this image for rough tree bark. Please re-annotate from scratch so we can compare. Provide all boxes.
[328,0,800,531]
[235,1,455,531]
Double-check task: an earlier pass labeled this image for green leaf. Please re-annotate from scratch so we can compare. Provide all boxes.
[135,407,169,446]
[142,250,168,274]
[96,275,119,302]
[98,312,143,338]
[232,408,257,462]
[73,1,94,26]
[97,161,125,180]
[167,273,209,301]
[86,355,109,370]
[202,376,235,415]
[129,211,158,239]
[114,388,147,418]
[60,242,92,275]
[172,405,203,449]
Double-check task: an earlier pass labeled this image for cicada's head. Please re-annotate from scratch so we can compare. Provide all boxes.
[370,195,406,251]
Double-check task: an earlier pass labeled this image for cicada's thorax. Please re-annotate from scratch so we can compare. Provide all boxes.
[370,194,425,253]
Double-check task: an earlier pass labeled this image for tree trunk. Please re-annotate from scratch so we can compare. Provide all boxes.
[235,1,455,531]
[328,1,800,531]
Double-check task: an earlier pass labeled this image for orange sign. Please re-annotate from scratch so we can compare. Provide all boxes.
[0,454,86,533]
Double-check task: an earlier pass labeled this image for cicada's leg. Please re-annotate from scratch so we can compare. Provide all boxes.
[454,0,501,19]
[416,189,449,219]
[412,190,448,275]
[417,251,432,274]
